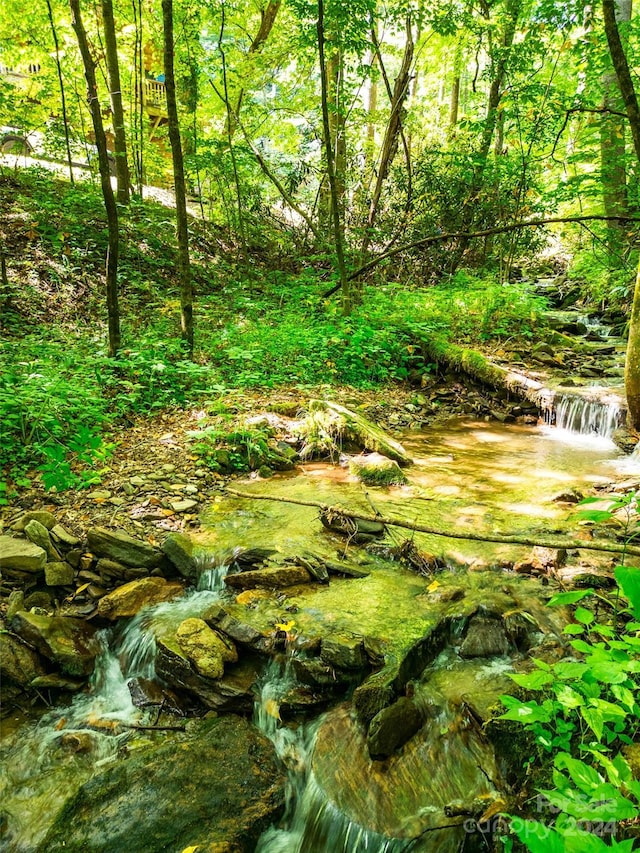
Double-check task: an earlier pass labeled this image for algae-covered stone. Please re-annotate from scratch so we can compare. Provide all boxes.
[10,611,98,676]
[11,510,57,532]
[38,716,285,853]
[321,634,367,670]
[0,536,47,572]
[45,562,75,586]
[224,565,312,590]
[0,630,47,685]
[87,527,163,568]
[348,453,409,486]
[97,577,183,620]
[24,519,60,561]
[175,617,238,680]
[459,615,510,659]
[367,697,425,759]
[163,532,197,581]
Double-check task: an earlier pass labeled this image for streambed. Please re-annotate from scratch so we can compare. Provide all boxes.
[1,414,636,852]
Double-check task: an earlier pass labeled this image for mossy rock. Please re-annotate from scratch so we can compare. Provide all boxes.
[348,452,409,486]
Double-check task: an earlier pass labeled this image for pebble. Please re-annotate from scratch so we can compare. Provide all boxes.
[184,485,199,495]
[170,499,198,513]
[88,490,111,501]
[129,476,146,486]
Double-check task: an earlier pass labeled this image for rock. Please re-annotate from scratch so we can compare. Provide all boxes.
[307,400,413,466]
[127,677,185,713]
[10,611,98,676]
[87,527,163,568]
[170,499,198,513]
[163,533,198,581]
[11,510,57,532]
[205,604,275,653]
[175,617,238,679]
[25,519,61,561]
[95,558,130,580]
[6,589,25,620]
[45,562,75,586]
[321,634,367,670]
[531,546,566,570]
[31,673,85,690]
[0,630,47,685]
[348,452,408,486]
[24,591,53,611]
[0,536,47,573]
[224,565,312,590]
[551,488,583,504]
[367,697,425,759]
[319,510,385,542]
[39,716,285,853]
[459,615,510,658]
[292,657,352,689]
[612,428,638,454]
[50,525,81,547]
[97,577,183,620]
[87,489,111,500]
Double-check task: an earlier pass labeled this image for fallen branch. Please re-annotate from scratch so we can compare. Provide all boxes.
[225,487,640,559]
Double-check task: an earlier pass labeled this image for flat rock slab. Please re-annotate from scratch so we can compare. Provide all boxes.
[97,577,184,620]
[225,565,312,590]
[40,716,285,853]
[0,536,47,572]
[87,527,163,568]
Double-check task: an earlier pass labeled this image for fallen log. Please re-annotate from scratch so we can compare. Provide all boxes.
[225,487,640,560]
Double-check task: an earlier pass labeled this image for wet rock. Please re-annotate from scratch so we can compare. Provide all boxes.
[97,577,183,620]
[127,677,184,713]
[55,732,99,754]
[459,615,510,658]
[503,610,541,651]
[292,657,352,688]
[324,559,371,578]
[612,427,638,454]
[87,527,163,568]
[45,562,75,586]
[10,611,98,676]
[40,716,285,853]
[531,546,566,570]
[31,673,85,690]
[225,565,312,590]
[321,634,367,670]
[176,617,238,679]
[205,604,275,653]
[319,510,385,542]
[348,453,408,486]
[0,630,48,685]
[11,510,57,532]
[367,697,425,760]
[0,536,47,573]
[162,532,198,581]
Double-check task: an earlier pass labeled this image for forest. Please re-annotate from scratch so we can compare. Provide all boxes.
[2,0,640,851]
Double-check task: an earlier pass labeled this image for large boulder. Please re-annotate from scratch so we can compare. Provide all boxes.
[87,527,163,568]
[10,612,98,676]
[0,536,47,573]
[97,577,183,620]
[162,532,198,581]
[38,716,286,853]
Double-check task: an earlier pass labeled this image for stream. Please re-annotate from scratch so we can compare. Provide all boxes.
[1,401,638,852]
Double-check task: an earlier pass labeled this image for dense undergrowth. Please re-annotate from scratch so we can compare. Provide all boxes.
[0,167,601,492]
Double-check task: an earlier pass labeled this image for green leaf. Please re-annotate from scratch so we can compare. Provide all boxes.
[509,818,564,853]
[563,624,586,635]
[509,670,554,690]
[574,606,595,626]
[555,753,602,792]
[547,589,593,607]
[581,705,604,740]
[615,566,640,619]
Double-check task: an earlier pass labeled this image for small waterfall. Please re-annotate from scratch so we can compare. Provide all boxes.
[539,391,622,439]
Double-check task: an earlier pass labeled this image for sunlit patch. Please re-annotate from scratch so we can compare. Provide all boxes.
[471,431,507,444]
[500,502,559,518]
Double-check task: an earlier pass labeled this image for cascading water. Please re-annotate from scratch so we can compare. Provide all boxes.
[0,555,231,852]
[544,393,621,439]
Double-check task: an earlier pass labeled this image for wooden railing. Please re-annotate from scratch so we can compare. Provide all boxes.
[143,79,167,111]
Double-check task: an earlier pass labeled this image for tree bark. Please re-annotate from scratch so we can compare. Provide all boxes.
[317,0,350,314]
[602,0,640,430]
[225,488,640,559]
[101,0,130,203]
[162,0,194,355]
[46,0,75,185]
[69,0,120,357]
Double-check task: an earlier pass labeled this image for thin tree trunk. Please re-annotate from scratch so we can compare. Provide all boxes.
[46,0,74,185]
[226,488,640,560]
[162,0,194,355]
[69,0,120,357]
[101,0,130,203]
[317,0,350,314]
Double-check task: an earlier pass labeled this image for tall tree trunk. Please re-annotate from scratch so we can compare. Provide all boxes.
[602,0,640,430]
[46,0,75,185]
[317,0,350,314]
[600,0,631,261]
[360,18,414,260]
[101,0,130,203]
[162,0,194,355]
[69,0,120,357]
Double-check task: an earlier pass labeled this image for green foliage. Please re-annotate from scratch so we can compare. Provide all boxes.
[500,493,640,851]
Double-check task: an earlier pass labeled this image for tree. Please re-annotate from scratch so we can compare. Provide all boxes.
[602,0,640,430]
[69,0,121,357]
[162,0,194,355]
[101,0,130,203]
